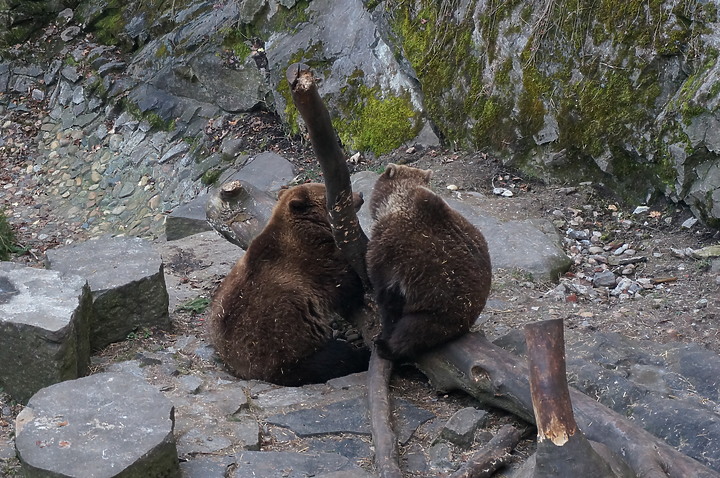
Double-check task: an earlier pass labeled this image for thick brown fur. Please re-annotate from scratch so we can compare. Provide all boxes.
[210,183,369,385]
[367,164,492,361]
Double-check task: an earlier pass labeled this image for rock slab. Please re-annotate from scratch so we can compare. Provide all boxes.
[15,372,180,478]
[45,236,170,349]
[0,262,92,403]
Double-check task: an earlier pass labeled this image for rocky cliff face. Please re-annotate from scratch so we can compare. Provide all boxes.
[380,0,720,226]
[1,0,719,227]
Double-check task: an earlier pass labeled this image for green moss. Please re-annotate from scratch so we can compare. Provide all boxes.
[517,64,550,139]
[221,28,252,58]
[264,0,311,33]
[335,84,420,155]
[155,42,170,59]
[709,82,720,104]
[121,98,175,132]
[0,211,17,261]
[147,112,175,132]
[201,168,222,186]
[92,8,125,46]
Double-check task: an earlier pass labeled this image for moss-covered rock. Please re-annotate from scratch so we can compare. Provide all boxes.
[385,0,720,213]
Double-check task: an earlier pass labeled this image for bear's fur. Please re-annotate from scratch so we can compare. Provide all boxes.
[210,183,369,385]
[367,164,492,361]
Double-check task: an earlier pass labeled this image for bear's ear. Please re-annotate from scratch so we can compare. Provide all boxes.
[423,169,433,181]
[384,163,398,178]
[277,188,289,200]
[289,196,311,214]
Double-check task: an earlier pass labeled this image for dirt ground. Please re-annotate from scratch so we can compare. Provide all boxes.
[1,109,720,476]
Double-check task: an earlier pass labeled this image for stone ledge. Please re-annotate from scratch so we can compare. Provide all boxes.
[0,262,92,403]
[46,236,170,349]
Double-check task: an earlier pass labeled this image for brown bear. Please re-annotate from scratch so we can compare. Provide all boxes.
[210,183,369,386]
[366,164,492,361]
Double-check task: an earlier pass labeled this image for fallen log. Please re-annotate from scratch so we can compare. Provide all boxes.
[416,332,720,478]
[205,179,275,249]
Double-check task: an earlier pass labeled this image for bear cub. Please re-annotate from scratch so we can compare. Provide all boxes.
[210,183,369,386]
[366,164,492,361]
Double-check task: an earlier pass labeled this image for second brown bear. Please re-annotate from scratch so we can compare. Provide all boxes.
[367,164,492,361]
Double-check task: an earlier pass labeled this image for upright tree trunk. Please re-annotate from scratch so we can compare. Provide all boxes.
[286,63,401,478]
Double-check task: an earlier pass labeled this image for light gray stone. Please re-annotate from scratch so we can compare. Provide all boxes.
[222,151,295,193]
[45,236,170,349]
[440,407,488,448]
[15,372,179,478]
[0,263,92,404]
[166,193,213,241]
[229,451,351,477]
[593,270,618,288]
[265,396,434,444]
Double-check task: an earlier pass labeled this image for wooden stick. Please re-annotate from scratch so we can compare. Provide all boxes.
[448,424,522,478]
[285,63,369,287]
[368,346,402,478]
[525,319,620,477]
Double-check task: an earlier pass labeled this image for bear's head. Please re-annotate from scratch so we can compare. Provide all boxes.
[277,183,364,230]
[370,164,433,220]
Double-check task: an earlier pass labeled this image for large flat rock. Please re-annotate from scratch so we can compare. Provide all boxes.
[15,372,179,478]
[0,262,92,403]
[45,236,170,349]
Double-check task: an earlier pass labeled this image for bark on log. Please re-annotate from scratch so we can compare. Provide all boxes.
[286,63,399,477]
[448,424,522,478]
[525,319,622,477]
[205,179,276,249]
[416,332,720,478]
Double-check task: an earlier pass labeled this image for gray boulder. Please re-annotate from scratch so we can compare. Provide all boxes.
[45,236,170,349]
[15,372,179,477]
[165,193,213,241]
[0,263,92,404]
[219,151,296,193]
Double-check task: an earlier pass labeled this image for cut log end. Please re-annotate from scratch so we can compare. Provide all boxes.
[286,62,314,91]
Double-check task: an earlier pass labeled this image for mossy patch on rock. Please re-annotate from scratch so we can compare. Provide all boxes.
[334,84,420,155]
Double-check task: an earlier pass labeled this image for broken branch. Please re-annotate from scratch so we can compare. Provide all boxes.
[285,63,369,287]
[448,424,523,478]
[416,332,720,478]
